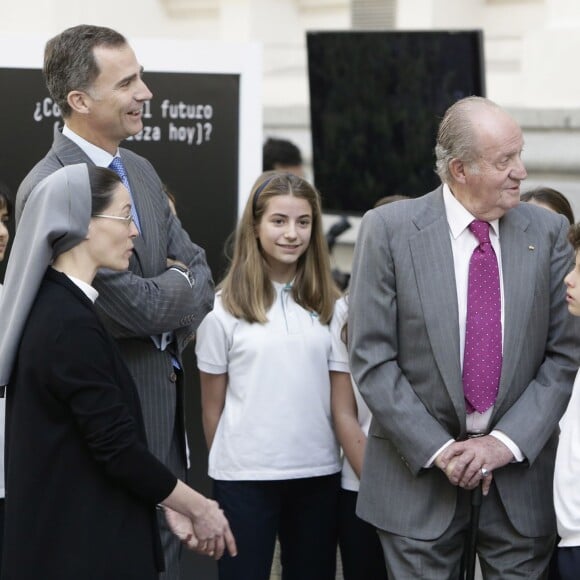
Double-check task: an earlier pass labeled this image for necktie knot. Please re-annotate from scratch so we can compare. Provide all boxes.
[469,220,491,245]
[109,157,128,181]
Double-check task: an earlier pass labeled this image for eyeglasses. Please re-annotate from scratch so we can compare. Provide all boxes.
[93,213,134,225]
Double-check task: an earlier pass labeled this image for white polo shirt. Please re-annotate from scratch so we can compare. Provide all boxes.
[555,368,580,546]
[196,283,341,481]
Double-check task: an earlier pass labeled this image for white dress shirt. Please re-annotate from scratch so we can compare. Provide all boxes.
[63,125,116,168]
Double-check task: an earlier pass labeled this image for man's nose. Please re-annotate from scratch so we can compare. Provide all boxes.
[512,157,527,181]
[136,78,153,102]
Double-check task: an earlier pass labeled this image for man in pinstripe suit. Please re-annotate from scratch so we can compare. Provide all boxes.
[16,25,214,580]
[348,97,580,578]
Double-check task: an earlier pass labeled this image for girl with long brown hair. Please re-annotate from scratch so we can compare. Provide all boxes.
[196,171,340,580]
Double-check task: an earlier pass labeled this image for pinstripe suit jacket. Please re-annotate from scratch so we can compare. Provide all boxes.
[16,127,214,467]
[348,187,580,539]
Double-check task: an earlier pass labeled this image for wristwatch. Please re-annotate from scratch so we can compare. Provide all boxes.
[169,264,195,288]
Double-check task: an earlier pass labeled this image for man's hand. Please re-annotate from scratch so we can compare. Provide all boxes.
[435,435,512,495]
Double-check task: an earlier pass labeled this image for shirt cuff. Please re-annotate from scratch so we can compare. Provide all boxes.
[169,266,194,288]
[489,430,524,463]
[329,361,350,373]
[425,439,454,468]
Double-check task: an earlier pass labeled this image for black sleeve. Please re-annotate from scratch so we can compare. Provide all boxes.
[47,320,177,503]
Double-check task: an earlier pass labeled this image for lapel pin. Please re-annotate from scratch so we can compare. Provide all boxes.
[528,245,535,251]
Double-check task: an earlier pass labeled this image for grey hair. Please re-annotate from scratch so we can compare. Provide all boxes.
[434,96,501,184]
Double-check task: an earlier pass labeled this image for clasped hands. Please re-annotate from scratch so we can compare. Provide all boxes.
[163,499,237,560]
[434,435,513,496]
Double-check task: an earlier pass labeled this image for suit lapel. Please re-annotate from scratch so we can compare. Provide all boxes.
[119,152,153,270]
[409,190,466,426]
[52,128,93,167]
[493,210,535,418]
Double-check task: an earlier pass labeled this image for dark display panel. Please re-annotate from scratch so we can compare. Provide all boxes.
[0,68,239,280]
[307,30,485,213]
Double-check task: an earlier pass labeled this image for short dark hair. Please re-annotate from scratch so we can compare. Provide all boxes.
[520,187,575,225]
[87,166,122,215]
[0,181,12,217]
[569,223,580,252]
[44,25,127,117]
[263,138,303,171]
[374,194,410,208]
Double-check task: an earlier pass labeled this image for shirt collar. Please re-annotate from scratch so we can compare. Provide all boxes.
[65,274,99,303]
[272,279,294,292]
[62,125,119,168]
[443,183,500,240]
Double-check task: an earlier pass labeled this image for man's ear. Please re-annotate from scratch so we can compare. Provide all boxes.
[67,90,91,115]
[449,158,468,185]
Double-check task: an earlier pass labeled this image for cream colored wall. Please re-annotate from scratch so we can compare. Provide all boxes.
[2,0,579,117]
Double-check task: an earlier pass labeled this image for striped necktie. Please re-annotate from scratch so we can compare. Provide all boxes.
[108,157,141,233]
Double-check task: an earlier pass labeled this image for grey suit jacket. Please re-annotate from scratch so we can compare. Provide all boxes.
[16,127,214,466]
[349,187,580,539]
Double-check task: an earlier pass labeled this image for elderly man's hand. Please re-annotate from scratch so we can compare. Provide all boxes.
[435,436,512,495]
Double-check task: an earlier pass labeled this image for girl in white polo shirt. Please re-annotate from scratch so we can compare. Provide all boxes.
[330,295,388,580]
[195,171,341,580]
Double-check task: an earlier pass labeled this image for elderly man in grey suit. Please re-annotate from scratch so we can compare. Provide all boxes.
[16,25,214,580]
[348,96,580,579]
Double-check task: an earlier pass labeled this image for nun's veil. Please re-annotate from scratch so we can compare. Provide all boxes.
[0,163,92,386]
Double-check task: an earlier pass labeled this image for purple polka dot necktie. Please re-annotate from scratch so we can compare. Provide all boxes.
[108,156,141,233]
[462,220,502,414]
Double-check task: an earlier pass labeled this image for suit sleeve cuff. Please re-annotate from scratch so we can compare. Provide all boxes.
[490,430,524,462]
[169,266,195,288]
[425,439,454,468]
